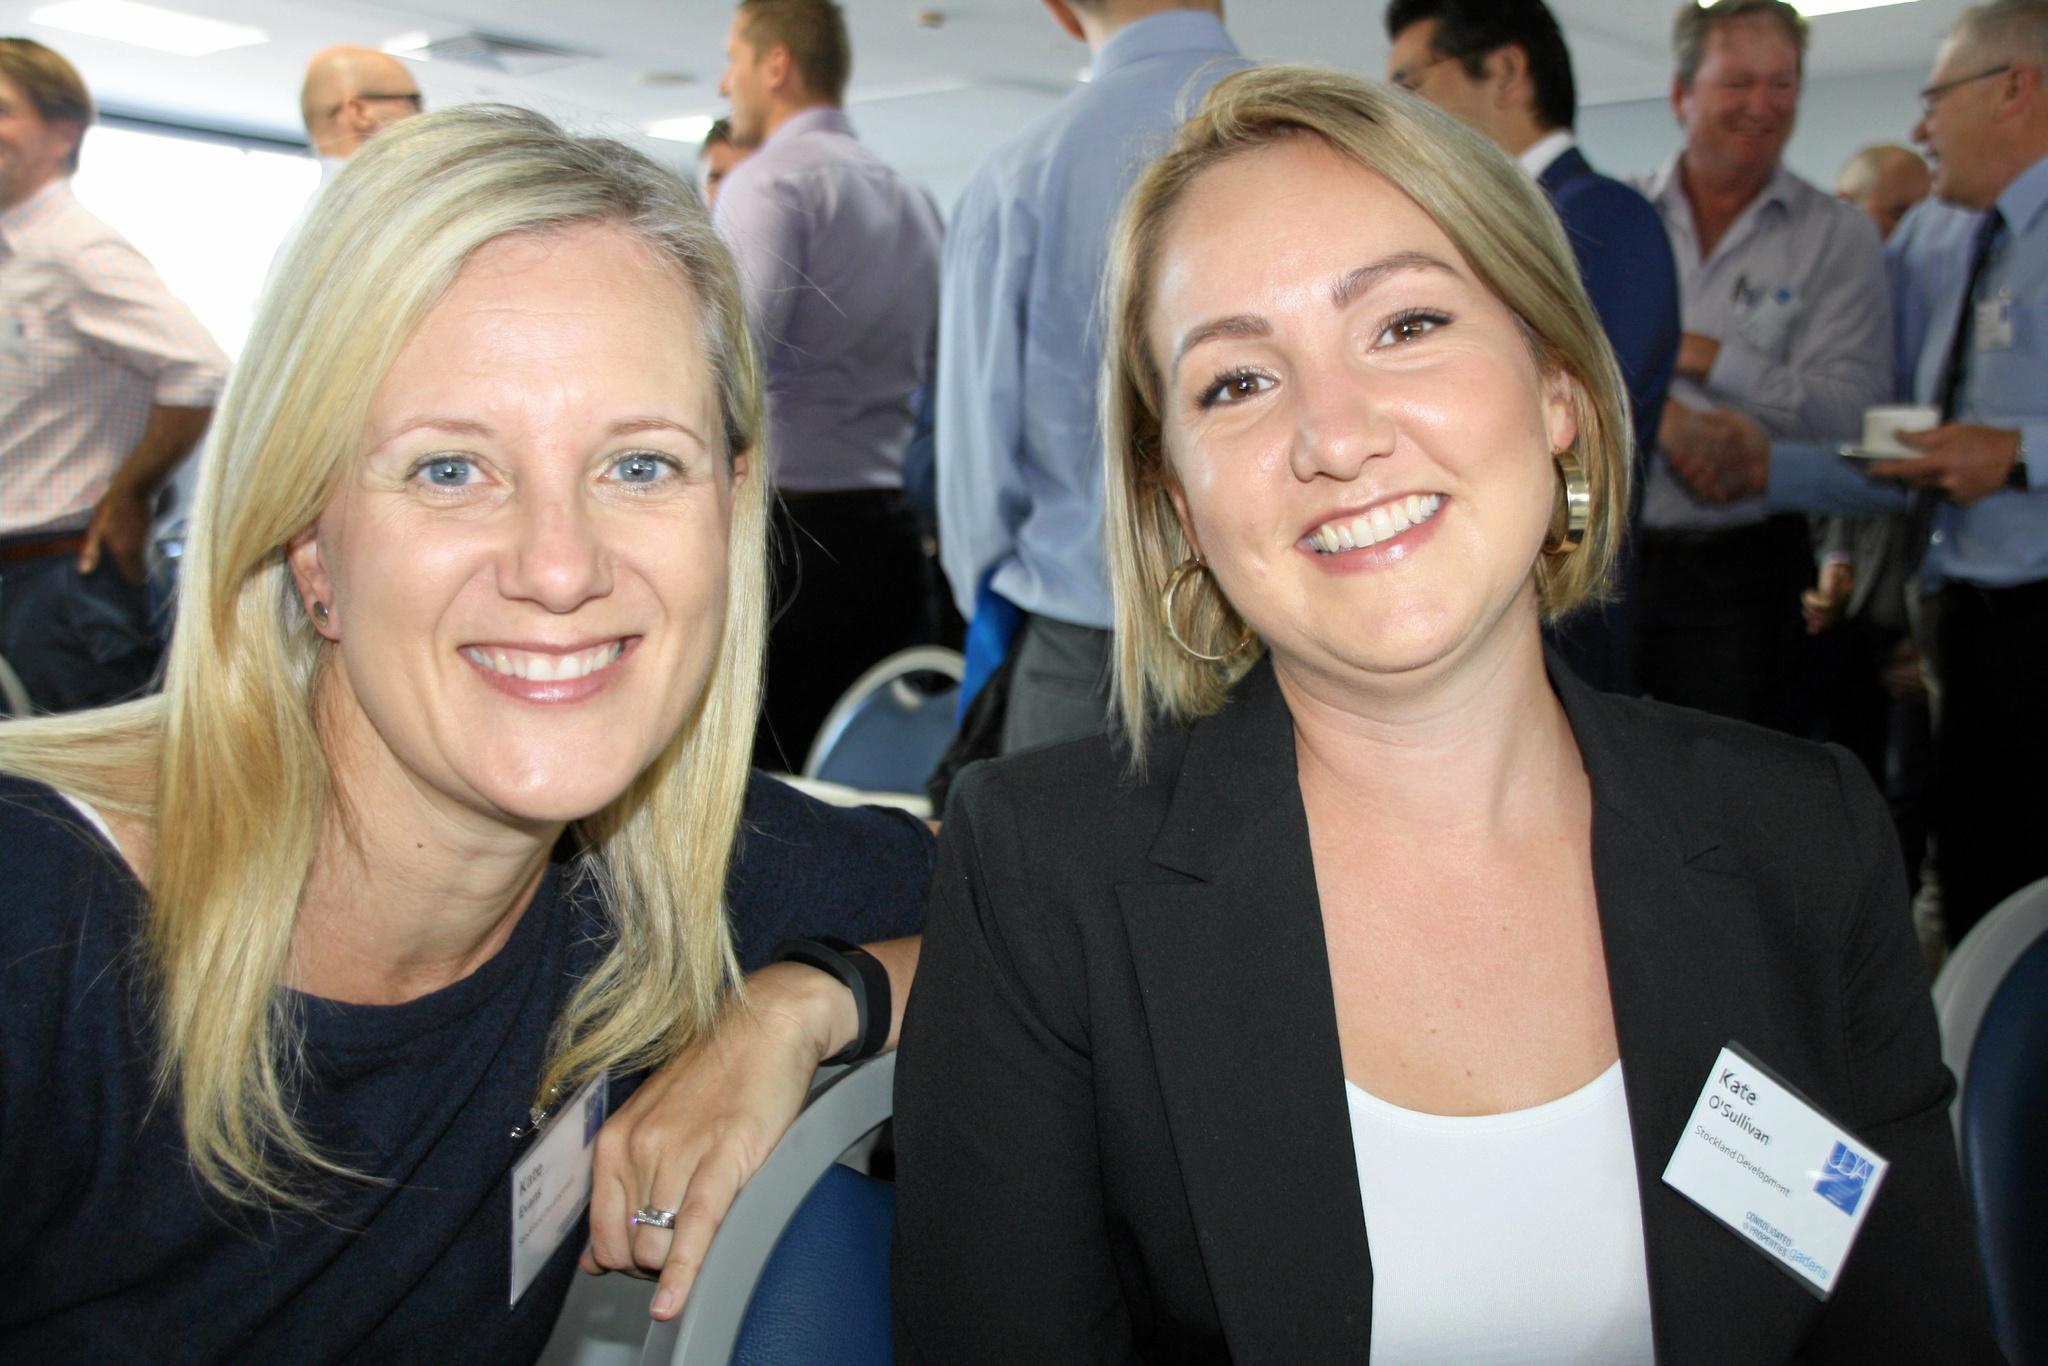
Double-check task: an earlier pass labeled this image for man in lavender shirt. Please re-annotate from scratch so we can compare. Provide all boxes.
[715,0,943,770]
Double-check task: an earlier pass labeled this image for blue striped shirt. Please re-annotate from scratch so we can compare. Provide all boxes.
[1768,152,2048,588]
[935,11,1246,627]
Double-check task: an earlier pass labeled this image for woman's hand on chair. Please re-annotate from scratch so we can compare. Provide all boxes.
[581,960,855,1319]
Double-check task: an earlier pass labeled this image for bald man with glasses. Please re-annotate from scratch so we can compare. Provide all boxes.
[300,47,423,163]
[268,47,424,279]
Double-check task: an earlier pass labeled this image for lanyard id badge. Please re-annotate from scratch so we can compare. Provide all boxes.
[508,1072,607,1305]
[1976,289,2016,352]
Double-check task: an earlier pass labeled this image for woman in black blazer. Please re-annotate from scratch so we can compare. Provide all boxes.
[893,68,1997,1363]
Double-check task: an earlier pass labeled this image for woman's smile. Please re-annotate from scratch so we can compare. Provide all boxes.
[1302,493,1448,556]
[459,635,639,702]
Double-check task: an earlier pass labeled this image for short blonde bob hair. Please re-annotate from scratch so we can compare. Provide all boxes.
[0,104,768,1204]
[1102,66,1631,765]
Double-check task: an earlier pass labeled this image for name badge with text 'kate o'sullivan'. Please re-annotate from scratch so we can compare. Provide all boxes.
[509,1073,608,1305]
[1661,1043,1888,1299]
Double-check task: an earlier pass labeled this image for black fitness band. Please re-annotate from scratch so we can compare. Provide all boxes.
[772,936,892,1065]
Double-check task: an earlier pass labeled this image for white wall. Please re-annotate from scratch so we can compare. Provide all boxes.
[1577,64,1931,190]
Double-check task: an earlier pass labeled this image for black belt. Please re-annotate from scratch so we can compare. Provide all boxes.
[1943,576,2048,618]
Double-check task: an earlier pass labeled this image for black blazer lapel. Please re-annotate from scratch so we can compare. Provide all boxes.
[1556,665,1825,1362]
[1117,660,1373,1363]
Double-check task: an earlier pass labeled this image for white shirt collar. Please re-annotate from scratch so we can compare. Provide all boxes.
[1518,130,1575,181]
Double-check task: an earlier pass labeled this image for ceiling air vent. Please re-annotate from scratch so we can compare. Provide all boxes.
[404,32,592,77]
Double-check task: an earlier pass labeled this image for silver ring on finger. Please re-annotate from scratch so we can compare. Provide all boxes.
[630,1206,678,1230]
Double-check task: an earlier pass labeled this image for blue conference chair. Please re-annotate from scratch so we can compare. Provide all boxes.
[802,647,962,796]
[1959,929,2048,1365]
[540,1054,899,1366]
[1934,876,2048,1366]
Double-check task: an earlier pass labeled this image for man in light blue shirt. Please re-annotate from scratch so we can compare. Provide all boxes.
[1674,0,2048,945]
[936,0,1244,753]
[714,0,943,769]
[1629,0,1891,732]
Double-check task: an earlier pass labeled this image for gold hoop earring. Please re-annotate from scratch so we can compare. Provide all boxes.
[1161,557,1255,662]
[1543,448,1590,557]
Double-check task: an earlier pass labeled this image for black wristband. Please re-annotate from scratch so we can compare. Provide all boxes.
[772,936,891,1065]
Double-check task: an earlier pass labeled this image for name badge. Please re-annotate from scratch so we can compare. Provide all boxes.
[1661,1043,1888,1298]
[1976,292,2016,351]
[508,1073,608,1305]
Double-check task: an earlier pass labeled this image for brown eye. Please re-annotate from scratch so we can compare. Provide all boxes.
[1376,310,1449,348]
[1197,369,1276,410]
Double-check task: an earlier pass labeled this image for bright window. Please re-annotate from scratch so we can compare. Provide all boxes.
[70,121,320,361]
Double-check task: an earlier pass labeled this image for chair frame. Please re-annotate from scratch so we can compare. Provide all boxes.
[641,1052,898,1365]
[801,646,963,784]
[0,652,31,717]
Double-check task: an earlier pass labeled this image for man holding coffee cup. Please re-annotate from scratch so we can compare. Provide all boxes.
[1674,0,2048,947]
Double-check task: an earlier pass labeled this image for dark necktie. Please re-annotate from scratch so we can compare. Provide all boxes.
[1935,207,2006,421]
[1911,208,2007,569]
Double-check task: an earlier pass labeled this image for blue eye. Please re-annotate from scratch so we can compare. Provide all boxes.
[610,452,677,485]
[417,457,478,487]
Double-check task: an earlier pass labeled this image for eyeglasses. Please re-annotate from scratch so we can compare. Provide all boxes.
[326,90,425,119]
[1388,53,1456,94]
[1919,63,2011,115]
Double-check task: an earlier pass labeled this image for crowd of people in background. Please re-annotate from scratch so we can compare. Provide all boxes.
[1,0,2039,942]
[1,0,2041,978]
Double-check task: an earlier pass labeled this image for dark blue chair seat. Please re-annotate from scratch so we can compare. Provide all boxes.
[733,1163,894,1366]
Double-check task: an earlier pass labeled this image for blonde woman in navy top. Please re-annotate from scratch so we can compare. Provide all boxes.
[0,105,927,1362]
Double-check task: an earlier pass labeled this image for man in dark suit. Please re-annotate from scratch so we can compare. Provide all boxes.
[1386,0,1680,693]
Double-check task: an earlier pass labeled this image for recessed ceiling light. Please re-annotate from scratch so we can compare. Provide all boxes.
[1796,0,1918,12]
[383,31,432,56]
[1698,0,1918,12]
[30,0,266,55]
[648,115,717,143]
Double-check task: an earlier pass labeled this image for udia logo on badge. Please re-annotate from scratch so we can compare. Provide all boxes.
[1814,1140,1875,1216]
[1662,1044,1888,1298]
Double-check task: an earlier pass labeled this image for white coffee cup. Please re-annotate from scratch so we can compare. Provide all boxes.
[1860,404,1938,456]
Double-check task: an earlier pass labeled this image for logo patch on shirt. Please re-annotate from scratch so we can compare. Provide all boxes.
[1813,1140,1875,1215]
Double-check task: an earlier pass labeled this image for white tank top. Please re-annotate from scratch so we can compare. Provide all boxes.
[1343,1061,1657,1364]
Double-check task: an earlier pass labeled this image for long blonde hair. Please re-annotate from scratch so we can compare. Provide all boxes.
[1100,67,1632,767]
[0,105,769,1204]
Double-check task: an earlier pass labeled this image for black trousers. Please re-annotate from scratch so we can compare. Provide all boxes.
[1933,578,2048,946]
[755,489,935,773]
[1637,516,1815,732]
